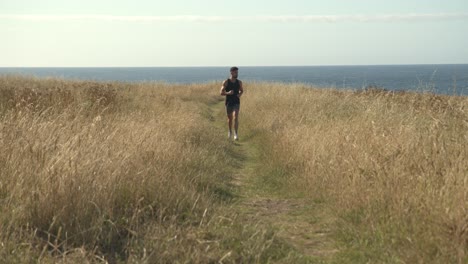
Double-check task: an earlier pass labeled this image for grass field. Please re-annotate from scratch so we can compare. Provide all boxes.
[240,83,467,263]
[0,76,466,263]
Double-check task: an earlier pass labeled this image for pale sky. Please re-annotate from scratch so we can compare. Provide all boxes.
[1,0,467,67]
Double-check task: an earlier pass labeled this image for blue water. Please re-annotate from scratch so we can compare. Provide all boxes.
[1,65,467,95]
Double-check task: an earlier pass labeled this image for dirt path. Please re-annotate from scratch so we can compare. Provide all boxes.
[209,100,338,261]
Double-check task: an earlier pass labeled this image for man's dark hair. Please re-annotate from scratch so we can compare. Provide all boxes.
[230,66,239,72]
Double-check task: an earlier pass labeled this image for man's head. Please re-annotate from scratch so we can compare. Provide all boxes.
[230,66,239,78]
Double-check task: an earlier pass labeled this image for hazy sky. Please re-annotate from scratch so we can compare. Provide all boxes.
[1,0,467,66]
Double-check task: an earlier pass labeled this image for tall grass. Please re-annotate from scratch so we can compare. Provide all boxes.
[2,75,466,263]
[0,76,300,263]
[242,82,467,263]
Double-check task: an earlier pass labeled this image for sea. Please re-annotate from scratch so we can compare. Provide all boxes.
[1,64,467,95]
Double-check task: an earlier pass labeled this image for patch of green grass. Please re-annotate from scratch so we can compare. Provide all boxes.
[243,138,307,199]
[331,206,461,264]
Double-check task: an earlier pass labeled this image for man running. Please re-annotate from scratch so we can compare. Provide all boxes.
[220,66,244,140]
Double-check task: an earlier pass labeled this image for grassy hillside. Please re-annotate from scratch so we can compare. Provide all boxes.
[0,76,303,263]
[240,82,467,263]
[0,76,466,263]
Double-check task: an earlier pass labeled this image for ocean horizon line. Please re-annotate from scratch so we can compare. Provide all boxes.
[1,64,467,96]
[1,63,468,68]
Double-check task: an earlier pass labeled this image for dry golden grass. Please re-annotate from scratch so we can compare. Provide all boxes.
[1,75,466,263]
[0,76,301,263]
[241,82,467,263]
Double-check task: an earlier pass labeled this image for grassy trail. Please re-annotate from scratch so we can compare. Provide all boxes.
[209,100,338,262]
[2,77,465,262]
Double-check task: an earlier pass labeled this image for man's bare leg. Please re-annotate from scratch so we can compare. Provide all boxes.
[233,109,239,140]
[227,112,233,139]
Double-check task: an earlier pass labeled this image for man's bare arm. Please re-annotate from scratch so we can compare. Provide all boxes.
[220,80,233,96]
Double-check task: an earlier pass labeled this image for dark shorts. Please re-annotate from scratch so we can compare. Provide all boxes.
[226,104,240,114]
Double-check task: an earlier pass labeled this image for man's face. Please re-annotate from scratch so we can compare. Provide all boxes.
[231,70,238,78]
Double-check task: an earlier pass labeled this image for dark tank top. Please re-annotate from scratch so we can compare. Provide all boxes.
[225,79,240,106]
